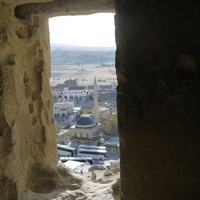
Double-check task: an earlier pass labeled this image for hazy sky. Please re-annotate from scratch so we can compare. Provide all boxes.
[48,13,115,47]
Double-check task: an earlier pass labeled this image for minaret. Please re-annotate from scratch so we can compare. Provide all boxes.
[93,77,99,122]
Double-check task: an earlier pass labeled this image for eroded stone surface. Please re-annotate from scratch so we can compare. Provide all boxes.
[0,2,57,199]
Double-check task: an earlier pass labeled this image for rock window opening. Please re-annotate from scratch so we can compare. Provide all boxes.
[48,13,120,163]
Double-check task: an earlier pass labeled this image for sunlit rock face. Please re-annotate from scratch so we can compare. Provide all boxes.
[0,2,58,199]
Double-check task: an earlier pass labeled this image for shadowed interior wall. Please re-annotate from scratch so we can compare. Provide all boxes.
[115,0,200,199]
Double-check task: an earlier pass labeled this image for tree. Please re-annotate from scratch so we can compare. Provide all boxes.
[64,79,78,87]
[55,123,62,135]
[101,114,118,135]
[82,109,88,115]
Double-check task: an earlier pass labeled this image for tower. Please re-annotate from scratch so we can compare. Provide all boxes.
[93,77,99,122]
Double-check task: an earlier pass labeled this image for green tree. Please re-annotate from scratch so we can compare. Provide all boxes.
[64,79,78,87]
[82,109,88,114]
[101,115,118,135]
[55,123,62,135]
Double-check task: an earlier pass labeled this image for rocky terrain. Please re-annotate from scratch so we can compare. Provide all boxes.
[23,160,120,200]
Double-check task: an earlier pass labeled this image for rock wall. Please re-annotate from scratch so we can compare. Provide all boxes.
[0,2,57,199]
[115,0,200,199]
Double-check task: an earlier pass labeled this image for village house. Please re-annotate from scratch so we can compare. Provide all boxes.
[51,85,87,100]
[53,101,74,117]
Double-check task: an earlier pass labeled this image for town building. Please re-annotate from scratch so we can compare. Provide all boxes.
[51,85,87,100]
[93,77,99,122]
[97,107,110,120]
[70,115,100,140]
[69,77,102,140]
[53,101,74,117]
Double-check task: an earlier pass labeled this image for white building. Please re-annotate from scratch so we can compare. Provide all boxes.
[70,115,100,139]
[51,89,63,97]
[51,85,87,100]
[67,86,87,100]
[54,101,74,117]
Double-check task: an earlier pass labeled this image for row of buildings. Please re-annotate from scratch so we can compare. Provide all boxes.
[54,78,114,138]
[51,81,117,100]
[51,80,117,118]
[54,78,119,150]
[51,86,87,100]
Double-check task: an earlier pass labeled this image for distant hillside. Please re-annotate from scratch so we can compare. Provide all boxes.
[50,44,116,65]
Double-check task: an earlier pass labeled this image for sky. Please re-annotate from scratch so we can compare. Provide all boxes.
[48,13,115,47]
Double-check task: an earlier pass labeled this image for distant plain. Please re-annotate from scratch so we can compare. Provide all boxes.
[50,44,117,86]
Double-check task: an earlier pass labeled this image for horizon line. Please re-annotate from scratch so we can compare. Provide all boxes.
[50,43,116,48]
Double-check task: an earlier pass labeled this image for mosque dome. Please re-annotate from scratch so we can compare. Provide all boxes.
[76,115,96,128]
